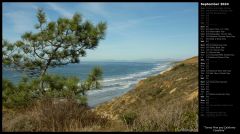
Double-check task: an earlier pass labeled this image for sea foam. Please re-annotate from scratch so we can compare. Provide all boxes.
[87,62,172,107]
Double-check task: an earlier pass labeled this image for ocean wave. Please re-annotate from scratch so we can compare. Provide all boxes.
[87,82,133,95]
[103,63,169,83]
[87,62,171,96]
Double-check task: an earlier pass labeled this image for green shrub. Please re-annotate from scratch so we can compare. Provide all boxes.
[3,66,103,108]
[3,78,34,108]
[42,74,80,98]
[121,112,137,125]
[2,74,82,108]
[2,79,15,103]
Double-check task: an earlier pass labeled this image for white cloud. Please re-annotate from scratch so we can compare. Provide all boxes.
[2,3,41,34]
[81,3,109,17]
[108,15,164,35]
[46,3,73,18]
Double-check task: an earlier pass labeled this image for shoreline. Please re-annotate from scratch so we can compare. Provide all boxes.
[93,56,198,123]
[88,62,176,108]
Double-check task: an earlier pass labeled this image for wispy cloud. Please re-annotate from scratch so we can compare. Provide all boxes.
[109,15,164,34]
[3,2,198,60]
[72,2,111,22]
[3,3,41,39]
[4,2,39,10]
[46,3,73,18]
[81,3,109,17]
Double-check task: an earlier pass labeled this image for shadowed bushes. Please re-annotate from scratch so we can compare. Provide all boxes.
[120,112,137,126]
[2,78,36,108]
[3,98,109,132]
[3,67,103,109]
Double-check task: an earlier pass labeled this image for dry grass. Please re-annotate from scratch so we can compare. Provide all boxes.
[3,56,199,132]
[130,97,198,132]
[2,98,112,132]
[94,56,199,132]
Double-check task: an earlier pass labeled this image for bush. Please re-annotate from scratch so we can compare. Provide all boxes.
[42,74,80,98]
[2,79,15,103]
[121,112,137,125]
[3,78,35,108]
[3,98,110,132]
[2,66,103,108]
[3,74,84,108]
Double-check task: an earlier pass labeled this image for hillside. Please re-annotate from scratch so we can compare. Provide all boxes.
[3,56,198,132]
[93,56,198,131]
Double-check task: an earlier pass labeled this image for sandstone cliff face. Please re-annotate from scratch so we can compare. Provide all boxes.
[93,56,198,131]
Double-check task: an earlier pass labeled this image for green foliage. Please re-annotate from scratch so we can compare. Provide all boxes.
[121,112,137,125]
[85,66,103,90]
[3,78,35,108]
[42,74,80,98]
[75,95,88,105]
[2,8,107,78]
[2,8,106,108]
[3,66,103,108]
[36,8,46,26]
[2,79,15,104]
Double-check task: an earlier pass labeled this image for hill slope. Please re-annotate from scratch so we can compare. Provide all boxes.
[94,56,198,131]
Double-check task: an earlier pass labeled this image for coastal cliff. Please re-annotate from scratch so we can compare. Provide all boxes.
[93,56,198,131]
[3,56,198,132]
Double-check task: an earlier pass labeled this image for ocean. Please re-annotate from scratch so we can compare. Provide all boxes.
[2,60,174,107]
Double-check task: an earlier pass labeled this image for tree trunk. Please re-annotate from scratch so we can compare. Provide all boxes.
[39,59,51,95]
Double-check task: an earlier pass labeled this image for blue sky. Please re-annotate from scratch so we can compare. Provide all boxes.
[3,2,198,61]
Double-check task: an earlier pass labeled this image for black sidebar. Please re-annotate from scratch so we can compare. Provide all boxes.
[199,0,239,133]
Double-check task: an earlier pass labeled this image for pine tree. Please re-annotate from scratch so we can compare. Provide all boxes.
[3,8,106,94]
